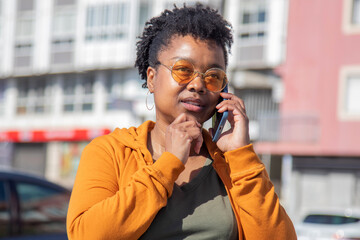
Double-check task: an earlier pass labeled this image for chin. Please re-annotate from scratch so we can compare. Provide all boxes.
[192,112,213,124]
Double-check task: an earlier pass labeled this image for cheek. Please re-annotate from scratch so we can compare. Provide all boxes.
[153,71,175,90]
[152,75,180,104]
[206,95,221,115]
[211,94,221,107]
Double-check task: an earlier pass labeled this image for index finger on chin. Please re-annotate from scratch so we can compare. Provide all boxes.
[172,113,188,124]
[173,113,200,126]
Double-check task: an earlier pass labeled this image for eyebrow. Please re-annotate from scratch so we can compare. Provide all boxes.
[170,57,225,70]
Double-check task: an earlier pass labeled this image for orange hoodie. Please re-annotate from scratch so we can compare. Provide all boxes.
[67,120,296,239]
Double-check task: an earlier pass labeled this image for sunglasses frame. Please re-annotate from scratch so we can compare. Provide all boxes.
[158,59,228,92]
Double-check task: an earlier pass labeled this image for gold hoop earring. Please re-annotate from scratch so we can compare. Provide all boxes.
[146,90,154,110]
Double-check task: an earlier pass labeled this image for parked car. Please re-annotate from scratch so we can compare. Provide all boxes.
[295,209,360,240]
[0,168,70,240]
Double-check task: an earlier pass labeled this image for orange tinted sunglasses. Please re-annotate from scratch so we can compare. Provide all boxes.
[159,59,228,92]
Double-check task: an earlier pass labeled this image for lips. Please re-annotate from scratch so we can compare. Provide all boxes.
[180,98,205,112]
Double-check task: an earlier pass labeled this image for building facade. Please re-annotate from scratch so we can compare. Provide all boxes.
[255,0,360,222]
[0,0,288,197]
[0,0,160,187]
[224,0,289,194]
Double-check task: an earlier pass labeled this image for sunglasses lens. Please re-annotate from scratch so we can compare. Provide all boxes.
[170,60,227,92]
[204,69,227,92]
[171,60,194,84]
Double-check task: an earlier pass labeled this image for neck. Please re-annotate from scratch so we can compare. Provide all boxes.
[152,121,167,145]
[148,121,167,160]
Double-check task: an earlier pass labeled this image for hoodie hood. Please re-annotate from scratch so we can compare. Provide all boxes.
[110,120,155,165]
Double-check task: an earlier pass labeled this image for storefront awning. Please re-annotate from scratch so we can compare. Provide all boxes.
[0,128,111,142]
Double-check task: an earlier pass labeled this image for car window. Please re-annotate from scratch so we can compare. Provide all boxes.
[0,180,11,237]
[15,182,70,236]
[304,214,360,225]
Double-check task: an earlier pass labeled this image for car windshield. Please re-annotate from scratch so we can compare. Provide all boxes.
[304,214,360,225]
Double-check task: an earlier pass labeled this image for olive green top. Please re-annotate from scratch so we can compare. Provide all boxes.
[139,158,238,240]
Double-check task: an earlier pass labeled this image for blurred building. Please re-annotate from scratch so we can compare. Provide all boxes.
[224,0,288,198]
[0,0,288,189]
[0,0,158,187]
[254,0,360,222]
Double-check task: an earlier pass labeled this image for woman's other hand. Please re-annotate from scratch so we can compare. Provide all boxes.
[165,113,203,164]
[212,92,250,152]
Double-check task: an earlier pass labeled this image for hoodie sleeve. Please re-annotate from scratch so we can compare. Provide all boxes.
[66,136,184,240]
[221,144,297,240]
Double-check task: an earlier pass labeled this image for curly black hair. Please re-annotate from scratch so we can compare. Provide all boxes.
[135,3,233,88]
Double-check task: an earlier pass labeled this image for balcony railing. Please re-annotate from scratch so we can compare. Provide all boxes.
[257,113,320,143]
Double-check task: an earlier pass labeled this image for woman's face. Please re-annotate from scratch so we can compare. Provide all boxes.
[147,35,226,125]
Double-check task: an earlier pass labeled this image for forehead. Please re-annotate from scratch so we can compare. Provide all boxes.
[158,35,226,69]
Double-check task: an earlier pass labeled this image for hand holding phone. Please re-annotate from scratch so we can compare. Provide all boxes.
[212,85,228,142]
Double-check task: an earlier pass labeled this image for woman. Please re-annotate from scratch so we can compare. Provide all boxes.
[66,4,296,240]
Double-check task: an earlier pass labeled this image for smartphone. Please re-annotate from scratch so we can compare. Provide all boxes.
[212,84,228,142]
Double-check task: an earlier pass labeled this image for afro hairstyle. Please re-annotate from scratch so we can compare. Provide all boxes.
[135,3,233,88]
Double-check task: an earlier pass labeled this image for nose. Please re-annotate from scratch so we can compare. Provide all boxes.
[186,72,207,94]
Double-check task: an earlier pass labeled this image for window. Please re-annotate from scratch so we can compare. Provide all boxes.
[343,0,360,34]
[138,1,152,36]
[63,75,76,112]
[85,2,129,41]
[105,70,132,111]
[62,74,94,113]
[236,0,268,63]
[17,0,34,12]
[352,0,360,24]
[14,0,35,69]
[51,0,76,66]
[339,66,360,120]
[51,39,74,65]
[15,0,35,37]
[15,17,34,37]
[344,76,360,114]
[15,182,69,235]
[239,2,267,25]
[16,77,53,115]
[14,43,32,68]
[53,0,76,35]
[54,0,76,6]
[242,12,251,24]
[241,9,266,24]
[53,10,76,35]
[81,75,94,111]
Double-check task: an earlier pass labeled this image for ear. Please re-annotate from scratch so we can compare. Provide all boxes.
[146,66,156,93]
